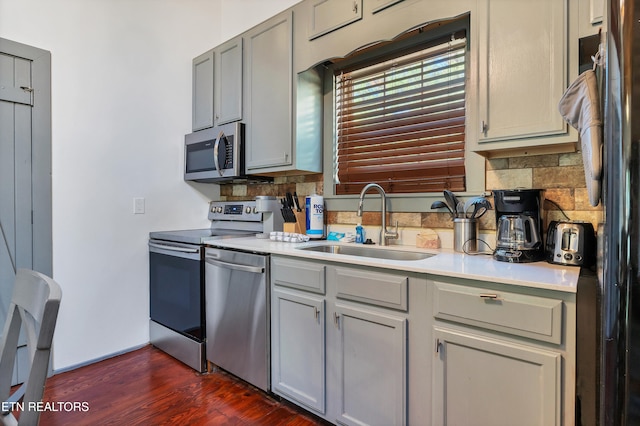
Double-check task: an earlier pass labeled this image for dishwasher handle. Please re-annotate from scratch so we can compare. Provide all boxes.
[205,257,265,274]
[148,241,200,253]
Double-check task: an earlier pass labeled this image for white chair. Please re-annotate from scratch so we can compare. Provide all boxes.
[0,269,62,426]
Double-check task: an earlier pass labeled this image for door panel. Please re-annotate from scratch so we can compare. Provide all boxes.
[0,39,50,386]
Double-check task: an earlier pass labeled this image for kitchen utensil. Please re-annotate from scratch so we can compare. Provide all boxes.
[286,192,295,209]
[293,192,302,212]
[456,201,465,217]
[430,200,454,217]
[470,201,488,219]
[443,190,460,217]
[280,197,296,222]
[545,220,596,267]
[464,197,491,219]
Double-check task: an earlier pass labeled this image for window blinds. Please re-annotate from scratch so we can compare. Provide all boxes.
[334,34,467,194]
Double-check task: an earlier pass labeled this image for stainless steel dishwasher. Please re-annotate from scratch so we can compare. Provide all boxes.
[204,246,269,392]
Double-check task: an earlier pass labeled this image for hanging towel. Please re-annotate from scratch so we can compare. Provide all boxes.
[558,69,603,206]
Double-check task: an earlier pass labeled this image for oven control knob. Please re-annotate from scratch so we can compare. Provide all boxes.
[245,206,252,214]
[216,206,223,213]
[253,207,258,214]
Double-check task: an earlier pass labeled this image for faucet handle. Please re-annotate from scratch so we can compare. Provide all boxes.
[386,220,399,239]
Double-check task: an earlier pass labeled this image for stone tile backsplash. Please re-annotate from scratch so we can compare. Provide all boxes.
[220,152,603,245]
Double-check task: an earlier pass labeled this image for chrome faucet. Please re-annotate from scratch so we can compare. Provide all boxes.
[356,183,398,246]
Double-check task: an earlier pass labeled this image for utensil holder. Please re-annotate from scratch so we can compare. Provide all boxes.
[283,210,306,234]
[454,218,479,253]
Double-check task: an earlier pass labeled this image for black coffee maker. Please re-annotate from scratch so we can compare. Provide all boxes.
[493,189,545,263]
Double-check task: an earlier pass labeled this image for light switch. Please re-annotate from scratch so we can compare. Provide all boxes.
[133,197,145,214]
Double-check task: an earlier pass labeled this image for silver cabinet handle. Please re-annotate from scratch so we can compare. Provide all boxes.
[353,1,358,13]
[333,312,340,328]
[205,257,264,274]
[479,293,502,301]
[480,120,487,134]
[314,307,320,320]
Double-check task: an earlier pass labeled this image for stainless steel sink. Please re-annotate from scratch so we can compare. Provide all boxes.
[298,244,434,261]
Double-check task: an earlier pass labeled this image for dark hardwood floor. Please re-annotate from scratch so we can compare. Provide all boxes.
[38,345,327,425]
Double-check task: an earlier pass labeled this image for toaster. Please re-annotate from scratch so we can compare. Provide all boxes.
[545,221,596,267]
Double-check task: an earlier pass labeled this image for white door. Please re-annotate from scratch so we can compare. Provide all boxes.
[0,38,52,384]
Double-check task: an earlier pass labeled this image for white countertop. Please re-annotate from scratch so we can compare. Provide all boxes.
[203,236,580,293]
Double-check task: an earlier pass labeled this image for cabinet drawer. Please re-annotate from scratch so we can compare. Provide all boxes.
[332,267,408,311]
[272,257,326,294]
[433,281,563,344]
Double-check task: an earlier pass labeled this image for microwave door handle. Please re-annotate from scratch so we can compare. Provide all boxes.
[213,131,225,177]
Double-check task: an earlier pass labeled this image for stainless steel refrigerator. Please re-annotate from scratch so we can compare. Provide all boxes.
[601,0,640,423]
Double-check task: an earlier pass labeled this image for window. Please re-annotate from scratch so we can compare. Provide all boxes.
[333,31,467,195]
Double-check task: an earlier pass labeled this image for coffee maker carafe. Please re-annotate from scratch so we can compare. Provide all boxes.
[493,189,544,263]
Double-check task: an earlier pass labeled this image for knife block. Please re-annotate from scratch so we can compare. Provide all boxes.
[283,210,306,234]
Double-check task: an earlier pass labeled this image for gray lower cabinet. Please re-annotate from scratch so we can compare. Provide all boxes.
[271,257,575,425]
[271,256,409,425]
[271,287,326,413]
[431,327,561,426]
[430,278,575,426]
[333,304,406,426]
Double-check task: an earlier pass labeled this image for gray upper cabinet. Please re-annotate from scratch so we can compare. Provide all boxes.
[214,37,243,125]
[192,49,214,132]
[371,0,405,13]
[192,38,242,132]
[244,10,293,171]
[471,0,579,157]
[308,0,363,40]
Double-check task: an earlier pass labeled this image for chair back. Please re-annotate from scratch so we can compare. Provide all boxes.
[0,269,62,426]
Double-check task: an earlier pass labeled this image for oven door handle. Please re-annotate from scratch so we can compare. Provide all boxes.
[148,242,200,253]
[205,257,264,274]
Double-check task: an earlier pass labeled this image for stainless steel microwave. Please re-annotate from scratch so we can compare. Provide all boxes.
[184,122,245,183]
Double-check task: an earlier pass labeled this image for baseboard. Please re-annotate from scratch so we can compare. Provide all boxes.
[52,343,149,375]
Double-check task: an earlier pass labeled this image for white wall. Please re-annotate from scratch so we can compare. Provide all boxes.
[0,0,298,371]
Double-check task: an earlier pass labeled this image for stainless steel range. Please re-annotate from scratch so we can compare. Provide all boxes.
[148,197,281,373]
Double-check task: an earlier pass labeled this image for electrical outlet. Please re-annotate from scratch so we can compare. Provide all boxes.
[133,197,145,214]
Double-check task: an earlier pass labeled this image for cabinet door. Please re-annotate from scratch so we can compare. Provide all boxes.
[192,49,214,131]
[371,0,404,13]
[215,37,243,125]
[308,0,362,40]
[272,288,326,414]
[245,11,293,171]
[477,0,567,143]
[333,304,407,426]
[432,327,561,426]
